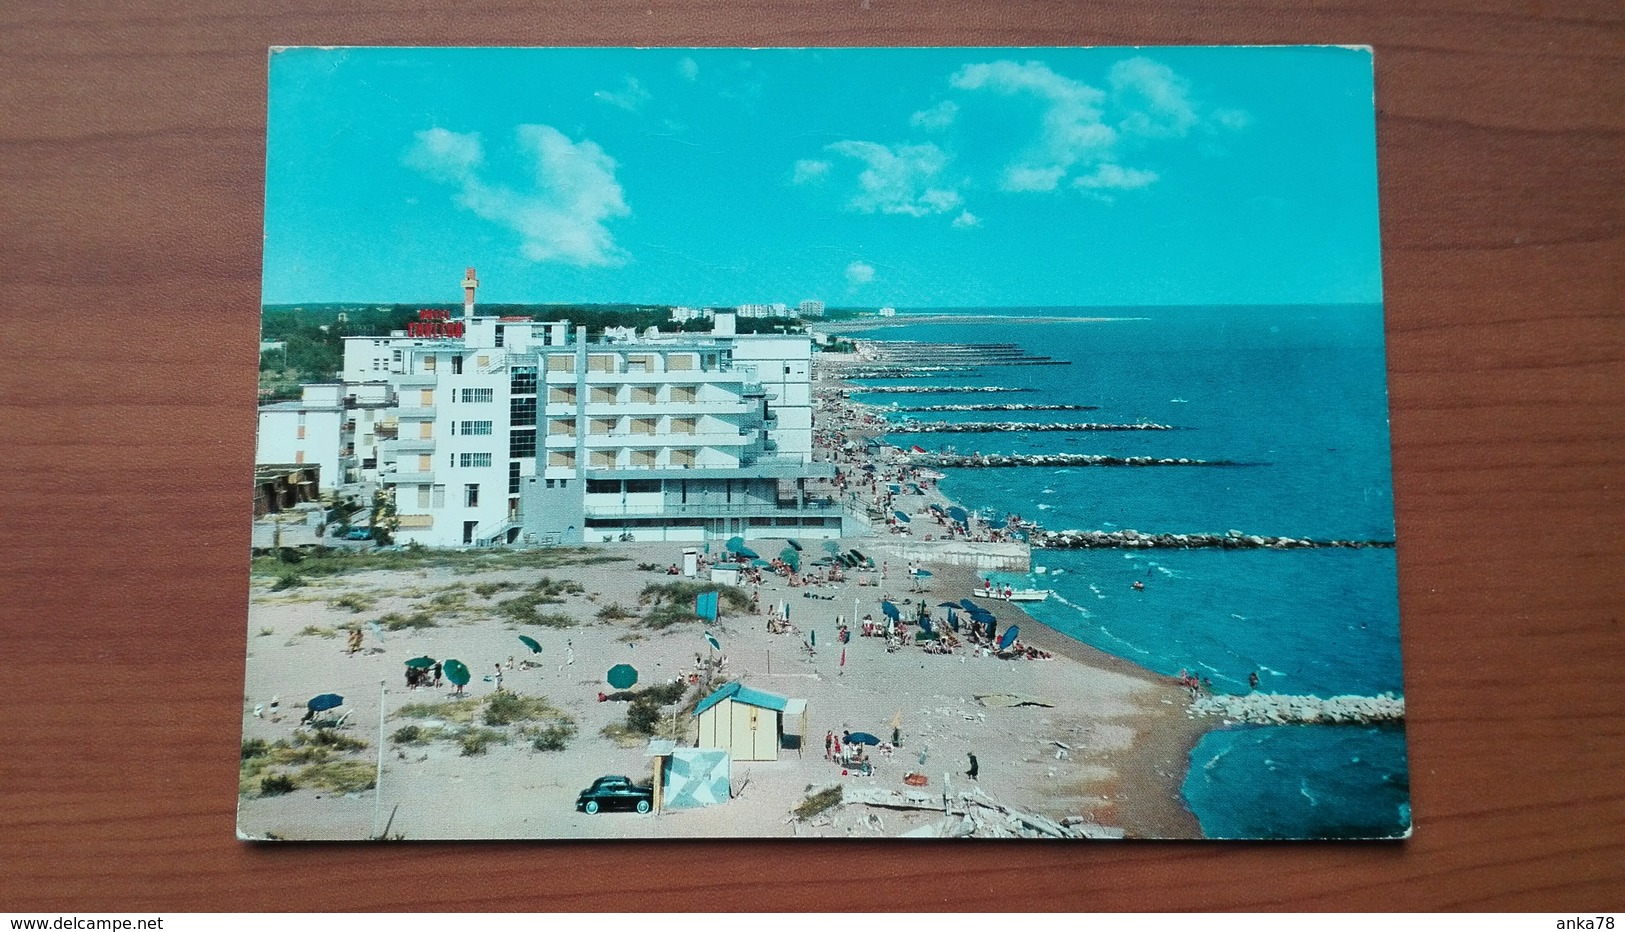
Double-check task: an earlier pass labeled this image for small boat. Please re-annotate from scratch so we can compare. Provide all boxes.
[1003,588,1052,602]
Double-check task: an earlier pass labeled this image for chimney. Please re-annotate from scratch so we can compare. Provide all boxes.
[462,267,479,319]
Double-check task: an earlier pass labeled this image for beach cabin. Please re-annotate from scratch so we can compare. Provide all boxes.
[693,681,807,762]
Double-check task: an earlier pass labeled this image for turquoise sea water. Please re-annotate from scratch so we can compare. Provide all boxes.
[849,305,1410,839]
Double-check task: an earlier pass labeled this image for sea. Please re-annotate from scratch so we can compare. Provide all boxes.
[848,305,1410,839]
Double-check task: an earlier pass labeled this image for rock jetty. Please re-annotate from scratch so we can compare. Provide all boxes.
[892,403,1098,413]
[888,420,1175,433]
[910,452,1237,468]
[1032,529,1395,550]
[1189,692,1405,725]
[846,385,1034,394]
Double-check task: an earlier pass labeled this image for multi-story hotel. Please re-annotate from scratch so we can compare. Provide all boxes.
[256,270,848,548]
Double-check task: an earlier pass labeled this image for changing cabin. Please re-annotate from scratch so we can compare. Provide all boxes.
[693,681,807,762]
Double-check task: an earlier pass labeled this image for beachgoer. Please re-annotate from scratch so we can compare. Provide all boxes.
[825,730,833,760]
[494,663,504,692]
[1132,580,1145,591]
[432,662,442,687]
[966,752,979,781]
[892,726,901,747]
[1248,671,1260,690]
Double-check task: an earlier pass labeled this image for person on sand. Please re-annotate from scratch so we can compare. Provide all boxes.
[432,662,442,688]
[494,663,504,693]
[825,730,833,760]
[966,752,979,781]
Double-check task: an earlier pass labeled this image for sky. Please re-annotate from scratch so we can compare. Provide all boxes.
[262,46,1382,308]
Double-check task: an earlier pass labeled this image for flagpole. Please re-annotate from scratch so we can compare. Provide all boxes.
[372,678,386,839]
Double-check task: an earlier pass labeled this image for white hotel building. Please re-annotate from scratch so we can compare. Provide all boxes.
[258,272,847,548]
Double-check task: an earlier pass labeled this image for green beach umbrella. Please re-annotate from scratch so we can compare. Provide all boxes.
[518,635,542,654]
[442,659,471,687]
[779,547,801,572]
[607,664,639,690]
[403,655,435,669]
[705,632,721,652]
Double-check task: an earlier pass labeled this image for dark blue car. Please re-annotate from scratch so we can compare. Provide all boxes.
[576,775,653,814]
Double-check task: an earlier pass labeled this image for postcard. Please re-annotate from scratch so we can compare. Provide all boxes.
[242,46,1405,840]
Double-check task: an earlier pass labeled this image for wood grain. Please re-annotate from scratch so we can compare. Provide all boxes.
[1,0,1621,912]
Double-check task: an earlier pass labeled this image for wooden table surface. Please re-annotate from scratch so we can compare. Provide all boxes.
[2,0,1621,912]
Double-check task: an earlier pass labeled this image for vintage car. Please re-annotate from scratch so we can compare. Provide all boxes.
[575,775,653,814]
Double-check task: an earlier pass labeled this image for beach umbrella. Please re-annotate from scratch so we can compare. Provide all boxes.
[998,626,1020,652]
[959,599,983,612]
[403,656,435,669]
[786,539,803,551]
[948,506,968,525]
[750,557,771,568]
[780,548,801,572]
[735,546,761,560]
[846,732,881,746]
[443,659,471,687]
[893,510,911,524]
[705,632,721,652]
[937,601,961,609]
[947,608,959,630]
[881,600,901,621]
[913,568,933,578]
[607,664,639,690]
[822,540,842,556]
[920,617,933,635]
[517,635,542,654]
[307,693,344,713]
[726,536,745,553]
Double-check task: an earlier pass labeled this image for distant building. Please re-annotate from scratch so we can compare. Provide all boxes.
[798,300,824,317]
[670,306,713,323]
[256,269,847,547]
[877,307,897,317]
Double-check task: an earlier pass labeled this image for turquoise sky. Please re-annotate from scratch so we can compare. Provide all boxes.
[263,46,1381,308]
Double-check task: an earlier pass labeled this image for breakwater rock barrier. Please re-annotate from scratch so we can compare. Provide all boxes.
[1032,529,1395,550]
[892,403,1098,413]
[1189,692,1404,725]
[888,420,1175,433]
[845,385,1034,394]
[910,452,1237,468]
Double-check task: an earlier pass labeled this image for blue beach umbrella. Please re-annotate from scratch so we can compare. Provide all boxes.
[998,626,1020,651]
[705,632,722,652]
[726,536,745,553]
[937,601,962,609]
[735,547,761,560]
[518,635,542,654]
[948,506,968,525]
[893,510,911,523]
[880,600,901,621]
[307,693,344,713]
[912,568,933,578]
[958,599,981,611]
[846,732,881,746]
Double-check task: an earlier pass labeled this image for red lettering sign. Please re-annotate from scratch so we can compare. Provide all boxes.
[406,320,466,339]
[418,309,451,321]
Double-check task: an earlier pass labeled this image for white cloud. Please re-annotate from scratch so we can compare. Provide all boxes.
[594,76,651,111]
[845,261,875,286]
[1108,57,1197,138]
[1073,163,1159,190]
[951,56,1244,197]
[403,127,483,181]
[791,158,831,185]
[952,210,980,228]
[826,140,960,217]
[405,124,630,267]
[910,100,959,131]
[677,57,699,81]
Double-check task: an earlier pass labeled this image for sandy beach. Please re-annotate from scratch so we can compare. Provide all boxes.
[238,356,1213,841]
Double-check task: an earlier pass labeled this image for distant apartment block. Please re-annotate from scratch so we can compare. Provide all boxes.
[256,270,846,548]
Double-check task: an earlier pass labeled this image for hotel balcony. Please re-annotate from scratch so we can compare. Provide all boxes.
[394,406,436,420]
[583,498,841,519]
[385,437,436,455]
[395,372,438,387]
[384,470,435,485]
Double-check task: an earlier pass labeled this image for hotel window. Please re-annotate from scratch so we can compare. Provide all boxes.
[549,386,577,405]
[452,356,464,375]
[631,417,656,436]
[418,454,433,472]
[672,417,697,435]
[460,387,494,404]
[510,366,537,394]
[549,419,576,437]
[586,479,619,494]
[547,354,574,374]
[588,353,616,373]
[548,451,576,468]
[667,353,695,371]
[671,385,697,403]
[510,396,536,426]
[423,355,436,372]
[671,449,696,468]
[632,386,657,404]
[590,386,617,405]
[419,421,434,439]
[627,354,655,373]
[459,420,493,436]
[417,484,432,509]
[459,452,493,468]
[494,326,505,348]
[509,429,536,459]
[508,461,521,495]
[590,450,617,468]
[590,417,616,435]
[476,355,488,369]
[631,449,657,468]
[420,389,434,406]
[433,485,446,508]
[465,484,479,508]
[625,479,660,494]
